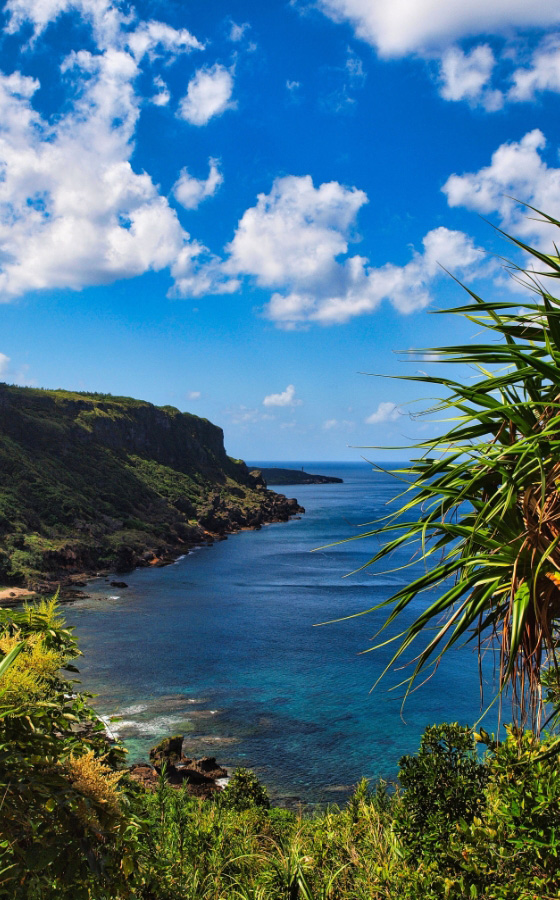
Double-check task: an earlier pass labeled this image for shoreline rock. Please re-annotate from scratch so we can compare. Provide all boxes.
[129,734,228,799]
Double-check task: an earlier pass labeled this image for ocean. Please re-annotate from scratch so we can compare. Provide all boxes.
[63,461,499,807]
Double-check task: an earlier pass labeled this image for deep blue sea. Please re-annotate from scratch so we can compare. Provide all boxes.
[63,462,500,807]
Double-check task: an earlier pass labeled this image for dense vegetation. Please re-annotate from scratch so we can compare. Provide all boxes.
[0,385,299,588]
[2,598,560,899]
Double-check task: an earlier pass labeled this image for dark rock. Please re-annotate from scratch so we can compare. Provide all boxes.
[110,580,128,588]
[141,736,228,799]
[149,734,184,768]
[192,756,228,780]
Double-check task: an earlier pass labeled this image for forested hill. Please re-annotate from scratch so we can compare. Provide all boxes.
[0,384,302,589]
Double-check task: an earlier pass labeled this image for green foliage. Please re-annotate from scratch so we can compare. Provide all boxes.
[450,728,560,899]
[218,767,271,811]
[0,383,273,584]
[393,724,488,862]
[3,624,560,900]
[0,598,142,899]
[333,210,560,728]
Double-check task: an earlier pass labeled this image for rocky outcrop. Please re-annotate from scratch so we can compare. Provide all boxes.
[130,734,228,799]
[0,384,304,590]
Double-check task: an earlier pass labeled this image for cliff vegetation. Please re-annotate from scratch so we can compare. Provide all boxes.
[0,385,302,590]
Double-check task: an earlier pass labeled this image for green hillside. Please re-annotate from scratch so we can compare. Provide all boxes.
[0,384,302,588]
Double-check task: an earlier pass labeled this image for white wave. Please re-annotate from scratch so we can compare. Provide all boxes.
[119,704,148,716]
[111,714,190,738]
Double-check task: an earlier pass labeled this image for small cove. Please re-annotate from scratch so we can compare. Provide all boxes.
[64,461,500,807]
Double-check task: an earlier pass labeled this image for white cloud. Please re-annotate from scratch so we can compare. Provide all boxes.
[5,0,203,58]
[263,384,302,407]
[323,417,354,430]
[229,21,250,42]
[442,129,560,244]
[188,390,201,400]
[172,173,482,323]
[178,64,235,126]
[438,44,503,110]
[0,53,191,299]
[286,80,300,91]
[365,402,400,425]
[315,0,560,57]
[0,353,10,376]
[126,19,202,60]
[211,174,482,327]
[226,406,274,425]
[509,36,560,102]
[0,1,236,300]
[151,75,170,106]
[225,175,367,287]
[173,159,223,210]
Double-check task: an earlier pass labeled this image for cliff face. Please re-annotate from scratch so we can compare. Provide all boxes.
[0,385,303,589]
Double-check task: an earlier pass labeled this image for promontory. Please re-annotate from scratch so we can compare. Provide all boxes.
[0,384,303,593]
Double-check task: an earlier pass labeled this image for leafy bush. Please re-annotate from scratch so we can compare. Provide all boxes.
[218,767,271,810]
[393,723,488,861]
[0,598,141,899]
[450,728,560,899]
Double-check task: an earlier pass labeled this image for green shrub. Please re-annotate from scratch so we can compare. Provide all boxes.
[450,728,560,899]
[393,723,488,862]
[0,598,142,899]
[218,767,271,811]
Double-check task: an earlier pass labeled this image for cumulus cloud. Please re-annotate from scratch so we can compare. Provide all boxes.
[263,384,302,407]
[225,175,367,287]
[5,0,203,57]
[151,75,170,106]
[173,159,223,210]
[438,44,503,110]
[315,0,560,57]
[442,129,560,244]
[365,402,400,424]
[178,64,235,126]
[509,36,560,102]
[0,353,10,376]
[219,173,481,327]
[170,172,482,323]
[0,52,190,299]
[0,0,240,300]
[188,390,201,400]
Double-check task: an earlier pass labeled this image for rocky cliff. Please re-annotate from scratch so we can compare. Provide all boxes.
[0,384,303,590]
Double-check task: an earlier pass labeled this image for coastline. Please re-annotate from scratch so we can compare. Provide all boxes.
[1,493,305,606]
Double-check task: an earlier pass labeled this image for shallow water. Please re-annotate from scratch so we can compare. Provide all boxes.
[64,462,499,806]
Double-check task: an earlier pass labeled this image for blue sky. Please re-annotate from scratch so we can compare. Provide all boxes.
[1,1,560,460]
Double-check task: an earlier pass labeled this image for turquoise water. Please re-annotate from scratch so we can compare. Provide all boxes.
[63,462,498,806]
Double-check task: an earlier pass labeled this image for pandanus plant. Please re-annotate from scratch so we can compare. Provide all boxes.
[348,208,560,732]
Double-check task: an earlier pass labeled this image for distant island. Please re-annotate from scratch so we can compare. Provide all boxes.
[0,384,304,595]
[252,467,343,486]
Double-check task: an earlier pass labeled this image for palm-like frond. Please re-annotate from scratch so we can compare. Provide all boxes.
[351,211,560,731]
